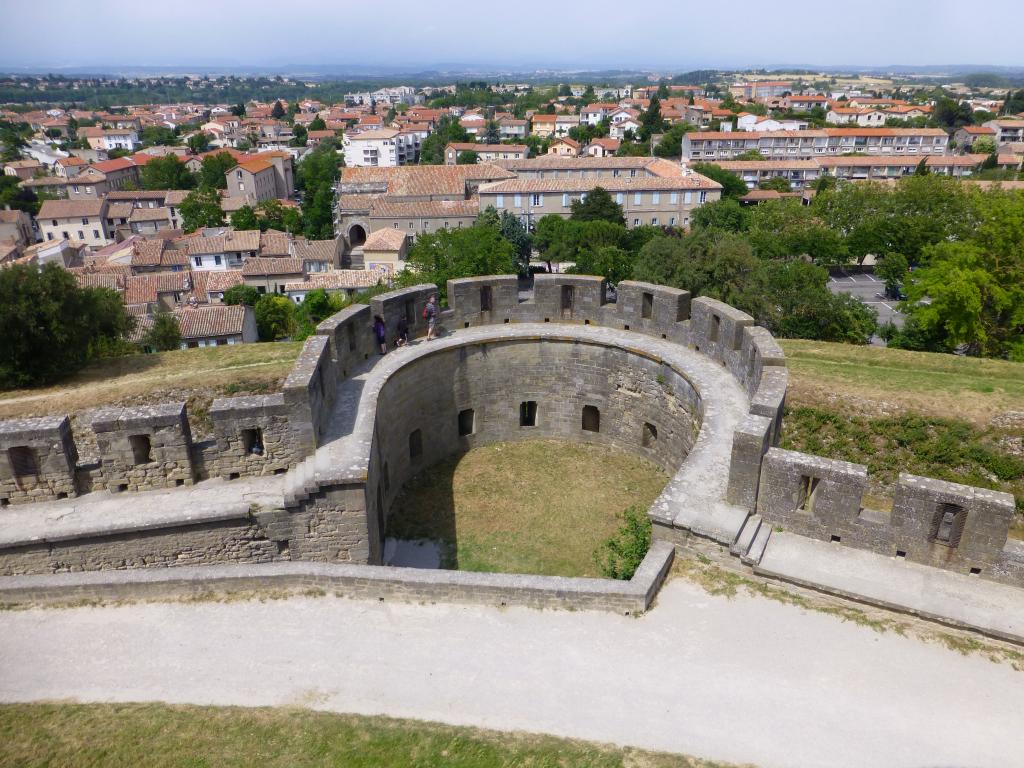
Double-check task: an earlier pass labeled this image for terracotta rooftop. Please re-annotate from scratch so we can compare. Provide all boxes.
[241,257,304,276]
[369,198,480,219]
[284,270,390,292]
[363,228,409,251]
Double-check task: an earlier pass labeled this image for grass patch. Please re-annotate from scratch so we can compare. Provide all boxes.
[779,339,1024,425]
[672,556,1024,671]
[0,342,302,420]
[0,702,739,768]
[387,440,668,577]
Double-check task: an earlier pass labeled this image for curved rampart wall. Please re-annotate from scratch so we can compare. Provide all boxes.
[364,338,703,561]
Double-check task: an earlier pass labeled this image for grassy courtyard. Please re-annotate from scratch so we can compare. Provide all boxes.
[386,440,669,577]
[0,703,735,768]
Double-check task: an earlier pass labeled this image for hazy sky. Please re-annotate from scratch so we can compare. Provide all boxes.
[2,0,1023,71]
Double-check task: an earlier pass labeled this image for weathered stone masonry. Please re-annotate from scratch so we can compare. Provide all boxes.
[0,275,1021,615]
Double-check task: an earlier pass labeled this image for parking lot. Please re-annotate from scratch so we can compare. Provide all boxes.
[828,270,905,332]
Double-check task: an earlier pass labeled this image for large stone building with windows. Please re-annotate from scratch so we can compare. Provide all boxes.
[334,157,722,255]
[682,128,950,162]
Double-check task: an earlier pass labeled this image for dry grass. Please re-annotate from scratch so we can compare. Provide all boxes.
[0,702,741,768]
[779,339,1024,426]
[0,343,302,420]
[387,440,669,577]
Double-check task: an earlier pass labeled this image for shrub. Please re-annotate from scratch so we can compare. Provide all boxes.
[594,505,651,580]
[254,295,296,341]
[143,312,181,351]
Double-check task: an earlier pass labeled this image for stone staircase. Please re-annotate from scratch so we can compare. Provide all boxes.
[730,513,772,566]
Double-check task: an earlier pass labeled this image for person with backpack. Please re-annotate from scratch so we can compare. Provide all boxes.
[372,314,387,355]
[423,294,439,341]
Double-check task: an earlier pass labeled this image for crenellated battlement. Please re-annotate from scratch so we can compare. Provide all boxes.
[0,274,1019,604]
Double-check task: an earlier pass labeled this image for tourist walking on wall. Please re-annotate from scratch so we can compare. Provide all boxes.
[424,295,439,341]
[396,316,409,347]
[373,314,387,355]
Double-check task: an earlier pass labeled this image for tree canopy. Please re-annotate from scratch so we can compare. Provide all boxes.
[179,185,225,232]
[399,223,516,301]
[570,186,625,225]
[0,263,134,388]
[141,155,195,191]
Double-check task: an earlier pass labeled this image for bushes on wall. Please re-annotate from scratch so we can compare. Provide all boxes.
[594,505,651,580]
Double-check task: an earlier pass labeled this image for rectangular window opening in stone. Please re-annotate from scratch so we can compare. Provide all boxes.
[582,405,601,433]
[641,292,654,319]
[561,285,574,318]
[642,422,658,448]
[830,534,842,543]
[458,408,475,437]
[970,567,981,575]
[480,285,493,312]
[347,322,356,352]
[520,401,537,427]
[931,503,966,547]
[129,434,153,465]
[797,475,820,514]
[409,428,423,461]
[241,427,264,456]
[896,550,907,558]
[676,302,687,322]
[8,446,38,483]
[404,299,415,327]
[709,314,721,343]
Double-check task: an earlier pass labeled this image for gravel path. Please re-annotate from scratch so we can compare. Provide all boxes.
[1,578,1021,768]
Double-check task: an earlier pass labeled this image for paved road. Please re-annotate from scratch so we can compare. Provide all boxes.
[3,579,1021,767]
[828,271,905,336]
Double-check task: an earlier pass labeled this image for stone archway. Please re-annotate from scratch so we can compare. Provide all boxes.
[348,224,367,247]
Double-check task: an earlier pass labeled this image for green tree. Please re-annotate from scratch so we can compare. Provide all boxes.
[399,224,516,302]
[143,312,181,351]
[230,205,259,230]
[456,150,478,165]
[222,284,261,307]
[639,95,666,141]
[568,245,634,284]
[971,136,997,155]
[653,122,694,158]
[534,216,627,270]
[198,151,238,189]
[483,119,501,144]
[0,174,42,215]
[230,104,246,117]
[419,114,470,165]
[140,126,178,147]
[476,206,532,272]
[271,100,286,119]
[141,155,196,191]
[255,294,297,340]
[179,185,225,232]
[308,115,326,131]
[290,124,308,147]
[690,163,748,199]
[759,176,792,192]
[0,263,134,388]
[876,252,909,296]
[569,186,625,225]
[187,133,211,153]
[258,198,303,233]
[594,506,651,580]
[690,197,750,232]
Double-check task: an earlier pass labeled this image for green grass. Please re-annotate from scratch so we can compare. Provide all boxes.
[779,339,1024,425]
[0,342,303,420]
[778,340,1024,530]
[387,440,669,577]
[0,703,738,768]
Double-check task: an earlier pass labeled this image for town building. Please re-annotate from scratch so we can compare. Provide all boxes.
[982,119,1024,145]
[682,128,950,161]
[444,143,529,164]
[37,198,111,247]
[343,129,400,167]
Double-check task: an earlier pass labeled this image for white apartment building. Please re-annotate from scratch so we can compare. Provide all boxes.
[826,108,887,127]
[343,129,400,167]
[736,114,809,132]
[982,119,1024,145]
[683,128,949,161]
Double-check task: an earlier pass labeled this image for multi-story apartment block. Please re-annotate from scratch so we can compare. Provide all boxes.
[982,119,1024,145]
[79,127,140,151]
[729,81,792,100]
[343,129,400,167]
[714,154,986,190]
[826,108,887,127]
[580,103,620,125]
[37,199,111,247]
[227,159,278,202]
[682,128,949,161]
[185,229,261,271]
[530,114,580,138]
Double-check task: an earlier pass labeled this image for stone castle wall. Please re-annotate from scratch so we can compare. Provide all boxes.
[0,275,1019,597]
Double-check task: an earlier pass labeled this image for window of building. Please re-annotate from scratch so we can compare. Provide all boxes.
[194,256,202,267]
[562,193,569,207]
[633,218,640,226]
[480,285,493,312]
[641,292,654,319]
[408,429,423,461]
[642,422,658,448]
[519,401,537,427]
[7,446,38,482]
[651,192,660,204]
[797,475,820,513]
[633,192,642,205]
[241,428,264,455]
[669,217,676,226]
[458,409,475,437]
[670,192,678,204]
[651,217,658,226]
[77,230,84,239]
[932,503,967,547]
[496,194,504,207]
[629,169,637,177]
[531,194,542,206]
[85,187,92,194]
[684,191,692,204]
[214,255,222,265]
[582,405,600,432]
[129,434,153,465]
[616,192,624,204]
[514,194,522,207]
[699,191,707,203]
[92,230,99,239]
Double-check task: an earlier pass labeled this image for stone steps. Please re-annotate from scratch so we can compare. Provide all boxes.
[742,523,772,566]
[730,513,762,558]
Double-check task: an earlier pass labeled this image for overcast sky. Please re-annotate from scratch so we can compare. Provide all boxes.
[2,0,1023,71]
